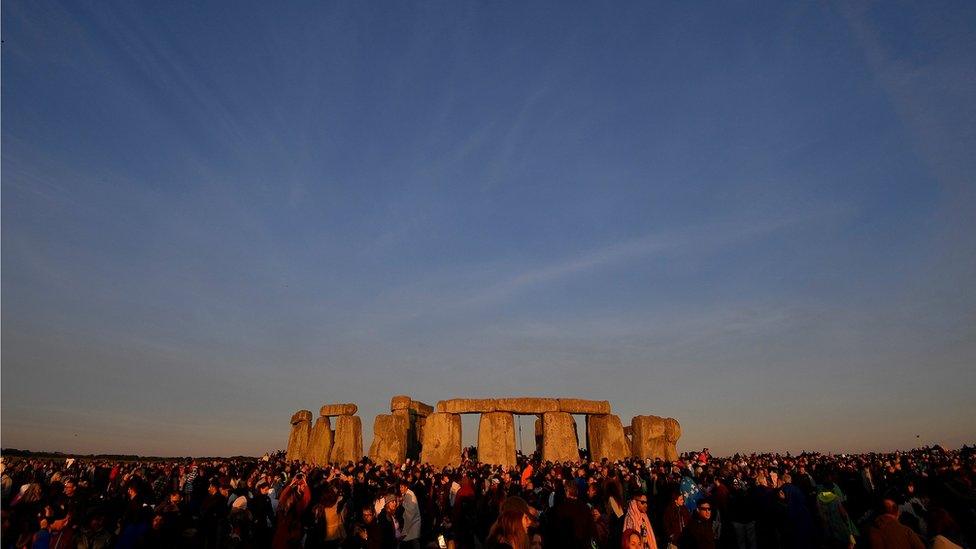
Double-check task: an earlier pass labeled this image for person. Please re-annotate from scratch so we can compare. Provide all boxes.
[272,473,311,549]
[250,480,275,547]
[623,494,658,549]
[867,499,925,549]
[117,482,152,549]
[399,480,422,549]
[663,492,690,547]
[604,476,627,549]
[135,514,169,549]
[778,474,814,549]
[75,510,115,549]
[727,479,757,549]
[485,508,531,549]
[155,490,188,543]
[200,480,229,549]
[622,528,643,549]
[227,495,254,547]
[317,483,345,548]
[376,491,401,549]
[528,526,543,549]
[815,488,855,549]
[678,499,715,549]
[543,480,595,549]
[344,504,382,549]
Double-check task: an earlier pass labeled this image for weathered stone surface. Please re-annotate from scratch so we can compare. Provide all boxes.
[420,413,462,468]
[587,414,629,462]
[412,416,426,459]
[494,397,559,414]
[391,396,434,416]
[330,415,363,464]
[390,395,412,411]
[541,412,579,462]
[437,398,496,414]
[631,415,668,460]
[286,411,313,462]
[558,398,611,415]
[663,417,681,461]
[534,417,544,453]
[319,403,358,417]
[478,412,516,467]
[415,416,426,442]
[369,414,409,464]
[409,400,434,417]
[307,416,333,466]
[623,425,634,455]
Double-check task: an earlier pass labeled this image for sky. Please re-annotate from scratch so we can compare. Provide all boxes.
[2,1,974,458]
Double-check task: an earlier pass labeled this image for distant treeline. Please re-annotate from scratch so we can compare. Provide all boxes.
[0,448,261,462]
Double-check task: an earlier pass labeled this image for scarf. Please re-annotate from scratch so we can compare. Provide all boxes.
[623,500,658,549]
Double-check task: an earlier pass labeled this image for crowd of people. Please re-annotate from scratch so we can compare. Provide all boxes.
[1,445,973,549]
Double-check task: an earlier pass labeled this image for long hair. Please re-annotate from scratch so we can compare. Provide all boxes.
[487,509,528,549]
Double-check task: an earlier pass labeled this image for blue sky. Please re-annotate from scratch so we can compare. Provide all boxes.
[3,1,974,457]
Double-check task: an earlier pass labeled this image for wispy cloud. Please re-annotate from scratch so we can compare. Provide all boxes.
[455,208,846,309]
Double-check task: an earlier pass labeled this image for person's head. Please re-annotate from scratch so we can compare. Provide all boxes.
[398,480,410,495]
[563,480,578,500]
[361,505,375,524]
[384,494,399,514]
[488,509,530,549]
[127,484,139,500]
[62,479,76,496]
[88,512,106,532]
[633,494,649,512]
[696,499,713,520]
[151,514,165,530]
[672,491,684,506]
[500,495,533,519]
[880,498,899,517]
[622,528,642,549]
[169,491,182,504]
[529,528,543,549]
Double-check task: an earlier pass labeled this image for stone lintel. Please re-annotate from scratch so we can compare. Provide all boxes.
[319,403,358,417]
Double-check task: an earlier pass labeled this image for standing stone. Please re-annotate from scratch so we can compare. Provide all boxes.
[415,416,426,443]
[331,415,363,464]
[390,395,412,412]
[541,412,579,462]
[663,417,682,461]
[587,414,629,462]
[420,412,462,468]
[307,416,334,466]
[631,415,668,460]
[477,412,516,467]
[392,409,420,460]
[286,410,313,462]
[369,414,409,464]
